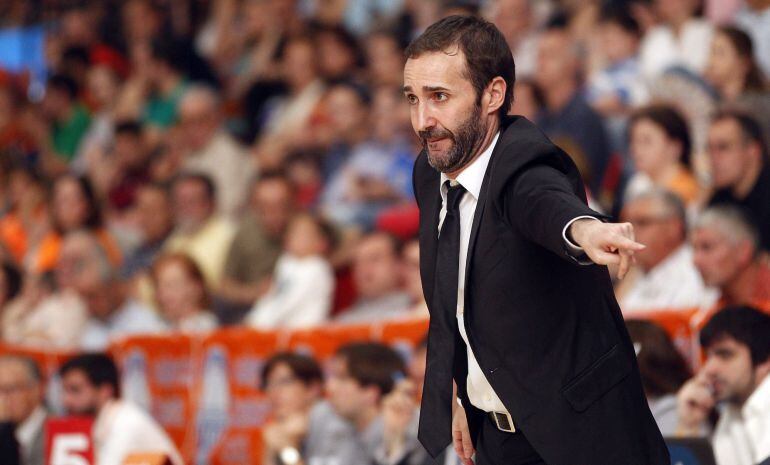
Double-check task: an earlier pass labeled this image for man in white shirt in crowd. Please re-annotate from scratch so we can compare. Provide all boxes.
[616,189,715,313]
[59,353,183,465]
[0,355,47,465]
[676,306,770,465]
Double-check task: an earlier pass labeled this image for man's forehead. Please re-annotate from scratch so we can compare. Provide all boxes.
[403,51,468,90]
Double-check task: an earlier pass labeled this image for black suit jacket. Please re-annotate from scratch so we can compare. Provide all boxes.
[414,116,670,465]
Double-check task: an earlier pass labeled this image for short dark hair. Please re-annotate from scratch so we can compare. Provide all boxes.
[59,353,120,397]
[335,342,406,397]
[47,74,79,100]
[173,172,216,202]
[711,108,769,161]
[700,306,770,366]
[260,352,323,391]
[114,120,143,137]
[626,320,691,397]
[405,15,515,120]
[629,104,692,168]
[598,2,641,36]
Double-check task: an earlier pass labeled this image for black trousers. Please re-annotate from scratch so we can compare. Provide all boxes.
[469,408,546,465]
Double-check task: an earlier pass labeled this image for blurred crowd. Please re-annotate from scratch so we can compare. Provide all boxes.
[0,0,769,464]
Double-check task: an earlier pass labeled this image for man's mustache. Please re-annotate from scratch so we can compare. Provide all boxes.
[419,128,455,146]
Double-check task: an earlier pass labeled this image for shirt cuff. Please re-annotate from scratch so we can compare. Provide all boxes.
[562,216,600,259]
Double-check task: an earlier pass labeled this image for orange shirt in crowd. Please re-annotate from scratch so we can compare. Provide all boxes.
[33,229,123,272]
[666,165,702,206]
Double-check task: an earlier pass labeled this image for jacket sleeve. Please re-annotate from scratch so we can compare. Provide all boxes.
[505,162,609,264]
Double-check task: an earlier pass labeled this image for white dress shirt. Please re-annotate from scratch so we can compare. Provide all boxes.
[713,375,770,465]
[437,132,592,415]
[15,405,46,459]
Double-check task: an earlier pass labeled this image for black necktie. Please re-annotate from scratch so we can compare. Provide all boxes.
[418,180,466,457]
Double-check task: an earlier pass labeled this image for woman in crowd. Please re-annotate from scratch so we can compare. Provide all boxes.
[151,253,217,333]
[625,104,702,207]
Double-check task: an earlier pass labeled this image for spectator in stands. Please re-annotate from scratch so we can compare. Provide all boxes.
[33,175,122,274]
[402,238,428,318]
[178,86,256,217]
[246,214,335,329]
[364,30,406,88]
[692,206,770,311]
[59,353,183,465]
[320,84,415,229]
[165,173,235,286]
[706,110,770,250]
[625,105,701,207]
[316,25,363,82]
[535,19,611,194]
[705,26,768,102]
[260,351,361,465]
[326,342,429,464]
[121,183,173,280]
[676,306,770,465]
[617,189,713,312]
[217,172,296,324]
[639,0,714,79]
[0,167,47,266]
[335,232,411,324]
[141,40,189,132]
[625,320,692,436]
[63,231,164,350]
[734,0,770,78]
[486,0,539,78]
[0,355,47,465]
[151,253,217,333]
[587,4,648,117]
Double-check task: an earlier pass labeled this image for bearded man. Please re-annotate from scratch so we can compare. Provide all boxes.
[405,16,669,465]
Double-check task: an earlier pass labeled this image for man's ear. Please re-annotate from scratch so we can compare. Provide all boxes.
[483,77,507,117]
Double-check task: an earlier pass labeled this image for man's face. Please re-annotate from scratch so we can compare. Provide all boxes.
[621,198,683,271]
[61,369,104,416]
[324,356,369,422]
[179,96,220,152]
[536,30,577,90]
[135,187,172,243]
[252,179,294,238]
[701,337,757,404]
[403,50,488,174]
[691,226,750,288]
[263,363,318,420]
[0,360,43,423]
[353,235,401,300]
[172,180,213,231]
[707,119,754,190]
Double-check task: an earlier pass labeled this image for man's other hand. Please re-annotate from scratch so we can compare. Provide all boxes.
[569,219,645,279]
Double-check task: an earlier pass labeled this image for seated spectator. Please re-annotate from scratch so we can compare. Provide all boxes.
[217,172,296,324]
[706,109,770,250]
[59,353,183,465]
[625,320,692,436]
[624,105,702,207]
[638,0,714,79]
[535,19,611,194]
[704,26,768,103]
[151,253,217,333]
[0,355,47,465]
[335,232,411,324]
[616,189,714,312]
[0,167,48,266]
[178,85,256,217]
[62,231,165,350]
[402,238,428,318]
[692,205,770,312]
[587,4,648,117]
[676,306,770,465]
[121,183,174,281]
[33,175,122,274]
[320,84,415,229]
[246,214,335,329]
[165,173,235,286]
[260,352,361,465]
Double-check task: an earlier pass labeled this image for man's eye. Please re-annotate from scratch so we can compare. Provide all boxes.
[434,93,447,101]
[406,95,418,105]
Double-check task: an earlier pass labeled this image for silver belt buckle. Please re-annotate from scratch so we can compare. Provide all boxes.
[492,411,516,433]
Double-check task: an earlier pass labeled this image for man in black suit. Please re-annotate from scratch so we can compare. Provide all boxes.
[404,16,669,465]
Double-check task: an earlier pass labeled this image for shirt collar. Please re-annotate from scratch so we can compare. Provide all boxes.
[743,373,770,419]
[16,405,46,450]
[439,131,500,200]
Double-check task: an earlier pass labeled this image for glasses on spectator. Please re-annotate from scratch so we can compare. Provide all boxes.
[707,140,745,155]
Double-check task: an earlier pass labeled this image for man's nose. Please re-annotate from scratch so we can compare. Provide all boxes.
[415,103,437,133]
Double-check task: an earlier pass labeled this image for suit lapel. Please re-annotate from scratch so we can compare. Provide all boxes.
[419,161,441,309]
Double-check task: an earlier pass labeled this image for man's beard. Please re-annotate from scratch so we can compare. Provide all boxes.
[420,104,487,174]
